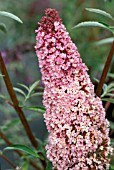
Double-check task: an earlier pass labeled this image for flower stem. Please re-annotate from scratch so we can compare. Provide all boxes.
[0,130,41,170]
[0,52,38,149]
[96,41,114,97]
[1,154,17,169]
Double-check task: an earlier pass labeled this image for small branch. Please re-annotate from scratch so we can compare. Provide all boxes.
[0,52,38,149]
[0,130,12,145]
[0,130,41,170]
[96,41,114,97]
[1,154,17,169]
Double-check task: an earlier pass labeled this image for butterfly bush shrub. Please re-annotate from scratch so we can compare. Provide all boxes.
[35,8,112,170]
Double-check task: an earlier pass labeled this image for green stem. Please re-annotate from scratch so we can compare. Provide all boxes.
[0,52,38,149]
[96,41,114,97]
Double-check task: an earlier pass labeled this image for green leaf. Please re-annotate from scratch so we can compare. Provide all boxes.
[4,145,38,158]
[85,8,114,22]
[18,83,29,91]
[37,152,45,161]
[109,165,114,170]
[107,82,114,90]
[108,73,114,79]
[0,23,7,33]
[104,93,114,97]
[109,121,114,129]
[24,106,45,113]
[38,86,44,90]
[94,37,114,46]
[29,80,40,94]
[103,83,108,91]
[101,87,108,98]
[21,162,29,170]
[109,26,114,33]
[1,118,20,131]
[101,82,114,97]
[110,138,114,146]
[73,21,112,32]
[0,94,6,100]
[108,88,114,93]
[93,77,99,83]
[46,160,53,170]
[102,98,114,104]
[0,73,4,77]
[30,92,43,97]
[37,139,46,157]
[0,11,23,23]
[13,87,26,97]
[1,114,38,131]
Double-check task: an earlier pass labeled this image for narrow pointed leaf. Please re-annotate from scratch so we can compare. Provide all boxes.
[29,80,40,94]
[108,88,114,93]
[21,162,29,170]
[105,93,114,97]
[0,73,5,77]
[94,37,114,45]
[46,160,53,170]
[13,87,26,97]
[110,165,114,170]
[108,73,114,79]
[109,26,114,33]
[0,23,7,33]
[1,119,20,131]
[4,145,38,158]
[85,8,114,22]
[109,121,114,129]
[107,82,114,90]
[24,106,45,112]
[73,21,112,32]
[30,92,43,97]
[18,83,29,91]
[73,21,113,33]
[102,98,114,104]
[93,78,99,83]
[103,84,108,91]
[0,94,6,99]
[0,11,23,23]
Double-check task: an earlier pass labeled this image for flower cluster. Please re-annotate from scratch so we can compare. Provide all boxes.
[35,8,112,170]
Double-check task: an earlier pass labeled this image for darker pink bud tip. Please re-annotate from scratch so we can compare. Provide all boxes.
[40,8,61,32]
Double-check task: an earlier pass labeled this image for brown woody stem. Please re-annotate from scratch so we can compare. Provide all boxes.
[1,154,17,169]
[96,41,114,97]
[0,130,41,170]
[0,52,38,149]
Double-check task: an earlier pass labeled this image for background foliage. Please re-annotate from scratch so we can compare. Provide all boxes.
[0,0,114,169]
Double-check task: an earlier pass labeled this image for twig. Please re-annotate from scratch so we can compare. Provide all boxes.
[0,130,12,145]
[96,41,114,97]
[0,130,41,170]
[1,154,17,169]
[0,52,38,149]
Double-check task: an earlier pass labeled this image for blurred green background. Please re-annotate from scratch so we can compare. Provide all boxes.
[0,0,114,169]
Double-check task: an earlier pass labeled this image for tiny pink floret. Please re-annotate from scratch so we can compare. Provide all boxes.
[35,8,112,170]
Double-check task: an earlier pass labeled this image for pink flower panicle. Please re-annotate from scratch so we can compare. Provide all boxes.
[35,8,112,170]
